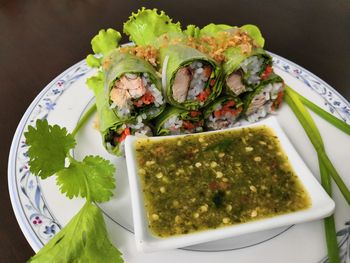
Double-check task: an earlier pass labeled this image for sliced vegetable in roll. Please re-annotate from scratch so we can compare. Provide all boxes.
[243,73,284,123]
[155,106,204,135]
[204,96,243,130]
[160,44,222,109]
[103,50,165,122]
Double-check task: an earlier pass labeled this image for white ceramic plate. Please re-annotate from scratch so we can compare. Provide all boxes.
[8,52,350,263]
[125,117,335,252]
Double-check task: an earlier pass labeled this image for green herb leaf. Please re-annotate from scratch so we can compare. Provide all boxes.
[123,7,182,46]
[86,54,102,68]
[57,156,116,203]
[27,201,123,263]
[86,71,104,94]
[199,23,233,37]
[287,86,350,136]
[184,24,200,38]
[24,119,76,179]
[240,24,265,47]
[91,28,121,56]
[319,159,340,263]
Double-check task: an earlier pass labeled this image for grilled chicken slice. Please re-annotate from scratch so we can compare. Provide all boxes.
[110,87,131,108]
[226,72,246,96]
[110,74,147,108]
[172,67,191,103]
[117,75,146,98]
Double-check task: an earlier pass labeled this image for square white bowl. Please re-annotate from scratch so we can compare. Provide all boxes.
[125,116,335,253]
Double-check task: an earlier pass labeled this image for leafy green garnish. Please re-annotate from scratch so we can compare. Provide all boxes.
[240,24,265,47]
[86,71,104,94]
[25,115,122,262]
[86,54,102,68]
[199,23,233,37]
[123,7,182,46]
[57,156,115,203]
[91,29,121,56]
[184,24,201,38]
[198,23,265,48]
[86,28,122,68]
[25,119,76,179]
[25,119,116,203]
[28,202,123,263]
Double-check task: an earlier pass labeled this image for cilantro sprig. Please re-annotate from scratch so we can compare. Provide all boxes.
[57,155,115,202]
[25,120,76,179]
[24,118,123,263]
[25,119,116,203]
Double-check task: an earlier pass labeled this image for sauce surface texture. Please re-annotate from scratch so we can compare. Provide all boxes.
[135,125,311,237]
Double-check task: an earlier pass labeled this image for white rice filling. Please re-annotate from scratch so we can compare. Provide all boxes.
[206,103,240,130]
[117,118,153,154]
[240,56,265,85]
[163,115,203,135]
[246,82,283,123]
[187,61,211,101]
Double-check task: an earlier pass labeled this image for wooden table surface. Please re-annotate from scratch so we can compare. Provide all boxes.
[1,1,349,262]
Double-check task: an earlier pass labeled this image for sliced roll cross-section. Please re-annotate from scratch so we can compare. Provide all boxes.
[160,44,222,110]
[223,47,272,97]
[243,73,284,123]
[104,51,165,122]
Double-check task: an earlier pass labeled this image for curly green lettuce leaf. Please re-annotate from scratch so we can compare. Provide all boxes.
[240,24,265,47]
[198,23,264,47]
[199,23,233,37]
[123,7,182,46]
[86,71,104,94]
[24,119,76,179]
[184,24,201,38]
[28,202,123,263]
[86,29,121,68]
[86,71,120,133]
[86,54,102,68]
[91,29,121,56]
[57,156,116,203]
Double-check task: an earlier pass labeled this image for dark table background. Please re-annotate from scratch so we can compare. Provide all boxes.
[1,0,349,262]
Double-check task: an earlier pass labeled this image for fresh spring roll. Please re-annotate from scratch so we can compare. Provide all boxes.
[243,73,284,122]
[103,50,166,122]
[160,44,222,110]
[223,47,272,96]
[155,106,204,135]
[204,96,243,130]
[87,72,153,156]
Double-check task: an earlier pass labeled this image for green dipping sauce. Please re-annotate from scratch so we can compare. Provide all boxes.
[135,125,311,237]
